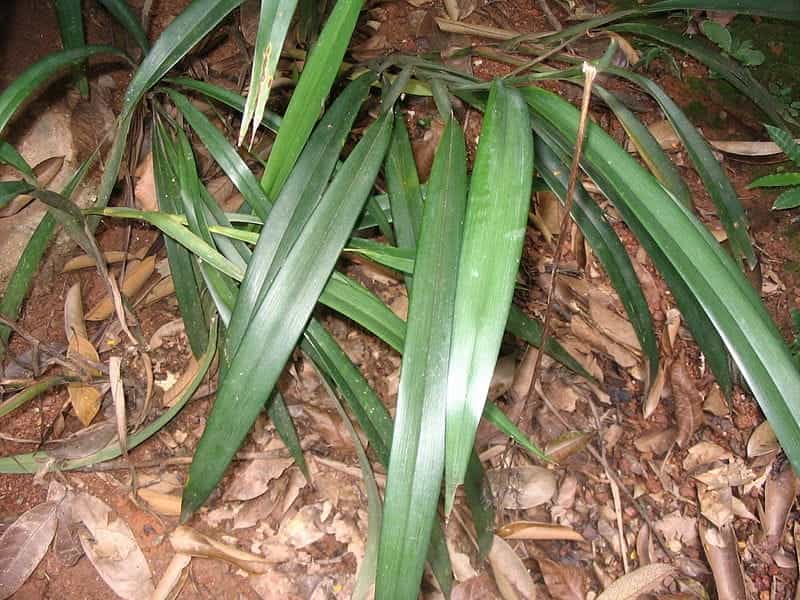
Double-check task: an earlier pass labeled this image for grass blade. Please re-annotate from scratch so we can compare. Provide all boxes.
[0,141,35,182]
[97,0,245,211]
[166,88,271,219]
[377,118,467,599]
[444,81,534,513]
[524,85,800,476]
[97,0,150,51]
[535,137,659,383]
[53,0,89,97]
[165,77,281,132]
[238,0,298,146]
[181,111,393,518]
[608,66,755,268]
[260,0,364,198]
[0,46,123,136]
[152,121,209,356]
[594,85,692,209]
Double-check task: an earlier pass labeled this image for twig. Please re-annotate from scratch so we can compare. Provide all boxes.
[537,0,562,31]
[526,62,597,421]
[71,449,297,472]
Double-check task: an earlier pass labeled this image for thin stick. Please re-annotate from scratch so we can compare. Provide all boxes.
[527,62,597,418]
[537,0,562,32]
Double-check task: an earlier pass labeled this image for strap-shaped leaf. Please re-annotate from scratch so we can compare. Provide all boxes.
[98,0,150,51]
[238,0,298,146]
[97,0,245,210]
[750,172,800,189]
[0,46,122,136]
[609,67,756,268]
[377,117,467,599]
[385,115,424,253]
[444,80,534,513]
[53,0,89,97]
[181,111,394,518]
[524,85,800,475]
[765,124,800,167]
[261,0,364,198]
[594,85,691,209]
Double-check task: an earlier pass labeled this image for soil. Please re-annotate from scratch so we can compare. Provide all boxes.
[1,1,799,599]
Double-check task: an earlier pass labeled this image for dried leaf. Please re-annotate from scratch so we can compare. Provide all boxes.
[698,485,733,529]
[497,521,584,542]
[0,499,59,599]
[452,574,502,600]
[169,525,288,571]
[596,563,675,600]
[72,493,154,600]
[44,421,116,459]
[62,251,139,272]
[671,359,703,448]
[142,276,175,306]
[693,461,756,489]
[654,511,699,552]
[488,466,557,510]
[109,356,127,456]
[137,489,181,516]
[86,256,156,321]
[703,384,729,416]
[699,522,747,600]
[536,556,587,600]
[643,362,667,419]
[747,421,779,458]
[224,458,294,502]
[162,356,200,408]
[634,428,677,456]
[487,535,536,600]
[148,318,185,350]
[134,151,157,211]
[411,118,445,182]
[150,553,191,600]
[589,301,640,351]
[763,458,798,548]
[64,283,103,426]
[544,431,592,462]
[683,441,731,471]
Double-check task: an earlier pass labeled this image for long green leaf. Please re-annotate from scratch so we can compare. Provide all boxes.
[152,121,209,356]
[377,118,467,600]
[53,0,89,97]
[239,0,298,146]
[0,181,34,210]
[182,111,393,518]
[0,141,35,182]
[608,66,755,268]
[444,80,534,513]
[773,187,800,210]
[609,23,792,129]
[0,46,123,136]
[594,86,692,209]
[535,138,659,383]
[165,77,281,132]
[524,85,800,476]
[97,0,245,210]
[98,0,150,51]
[765,124,800,166]
[750,172,800,188]
[261,0,364,198]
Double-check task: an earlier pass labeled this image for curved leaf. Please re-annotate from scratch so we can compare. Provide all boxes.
[98,0,150,51]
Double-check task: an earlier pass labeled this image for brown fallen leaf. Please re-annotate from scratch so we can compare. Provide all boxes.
[44,421,116,460]
[700,521,747,600]
[64,284,103,426]
[0,497,60,599]
[544,431,592,462]
[0,155,64,218]
[452,574,502,600]
[596,563,675,600]
[489,355,516,401]
[698,484,733,529]
[703,384,729,416]
[150,553,191,600]
[671,358,703,448]
[747,421,779,458]
[683,441,731,471]
[62,251,140,272]
[763,457,798,548]
[536,556,587,600]
[86,256,156,321]
[142,276,175,306]
[487,535,536,600]
[488,466,556,510]
[134,151,157,211]
[162,356,200,408]
[71,493,155,600]
[170,525,290,571]
[497,521,584,542]
[693,461,756,489]
[137,489,181,516]
[412,118,445,182]
[225,458,294,502]
[634,427,677,456]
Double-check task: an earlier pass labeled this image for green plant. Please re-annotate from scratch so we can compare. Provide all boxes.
[1,1,800,598]
[700,19,765,66]
[749,124,800,209]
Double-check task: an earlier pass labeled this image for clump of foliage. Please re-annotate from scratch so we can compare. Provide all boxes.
[749,124,800,210]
